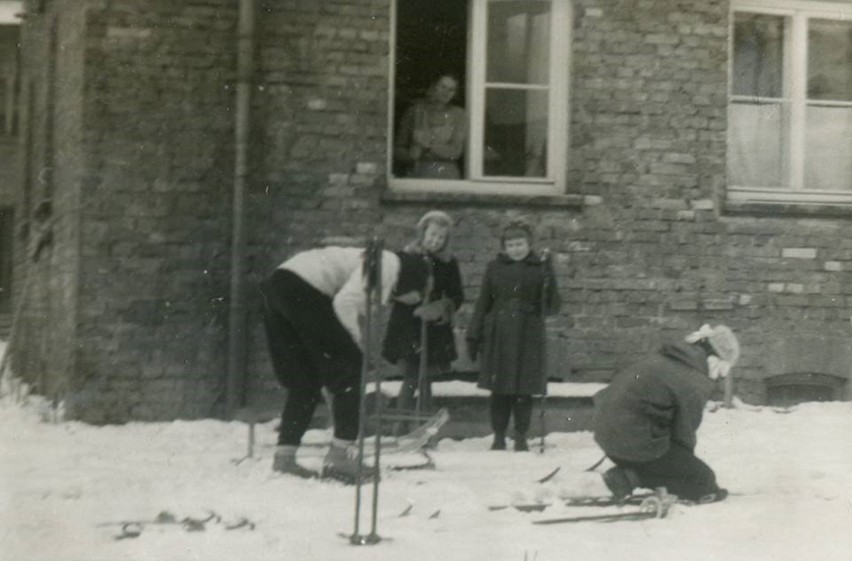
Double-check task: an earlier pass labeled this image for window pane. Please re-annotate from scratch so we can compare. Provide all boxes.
[392,0,468,178]
[483,89,549,178]
[808,19,852,102]
[805,106,852,190]
[728,101,789,187]
[486,0,550,85]
[733,13,786,98]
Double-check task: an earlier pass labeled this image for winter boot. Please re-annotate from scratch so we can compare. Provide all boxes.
[272,445,317,479]
[602,466,641,502]
[697,487,729,504]
[321,439,379,484]
[513,434,529,452]
[490,433,507,451]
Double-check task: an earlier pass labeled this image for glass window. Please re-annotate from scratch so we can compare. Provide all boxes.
[729,2,852,202]
[730,13,790,188]
[805,18,852,191]
[732,13,785,98]
[390,0,570,195]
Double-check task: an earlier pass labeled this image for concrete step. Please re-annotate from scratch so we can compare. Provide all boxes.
[237,381,602,440]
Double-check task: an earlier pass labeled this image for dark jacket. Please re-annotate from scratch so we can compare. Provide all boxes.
[592,342,716,463]
[381,254,464,367]
[468,252,560,395]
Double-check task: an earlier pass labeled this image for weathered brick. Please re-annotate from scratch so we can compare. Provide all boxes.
[782,248,817,259]
[15,0,852,422]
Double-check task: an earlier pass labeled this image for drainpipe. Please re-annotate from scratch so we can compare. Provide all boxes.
[227,0,255,416]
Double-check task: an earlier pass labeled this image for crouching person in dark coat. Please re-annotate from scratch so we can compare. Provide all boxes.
[260,246,429,483]
[592,324,740,503]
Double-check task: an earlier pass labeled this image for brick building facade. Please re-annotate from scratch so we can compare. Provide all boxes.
[9,0,852,422]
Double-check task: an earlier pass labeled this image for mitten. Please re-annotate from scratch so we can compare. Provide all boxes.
[414,300,446,322]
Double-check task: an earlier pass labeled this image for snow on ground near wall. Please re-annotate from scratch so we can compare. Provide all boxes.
[1,384,851,561]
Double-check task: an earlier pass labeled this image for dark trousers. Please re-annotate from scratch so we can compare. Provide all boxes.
[260,270,363,446]
[490,394,534,437]
[279,385,359,445]
[612,442,721,502]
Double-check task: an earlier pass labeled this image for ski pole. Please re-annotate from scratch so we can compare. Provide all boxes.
[416,255,434,422]
[368,238,384,544]
[539,248,551,454]
[539,394,546,454]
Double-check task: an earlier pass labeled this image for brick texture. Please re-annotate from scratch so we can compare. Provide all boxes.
[11,0,852,422]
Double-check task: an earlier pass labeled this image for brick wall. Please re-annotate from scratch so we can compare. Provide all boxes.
[244,0,852,405]
[69,0,239,421]
[12,0,852,421]
[14,0,240,422]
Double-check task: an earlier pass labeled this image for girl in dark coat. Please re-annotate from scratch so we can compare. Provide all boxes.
[382,211,464,413]
[593,324,740,502]
[467,220,560,451]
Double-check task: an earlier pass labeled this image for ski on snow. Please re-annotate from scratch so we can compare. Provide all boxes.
[490,489,680,524]
[532,489,678,524]
[489,492,657,513]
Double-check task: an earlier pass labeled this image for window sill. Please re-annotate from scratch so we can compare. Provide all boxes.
[381,189,584,209]
[725,188,852,218]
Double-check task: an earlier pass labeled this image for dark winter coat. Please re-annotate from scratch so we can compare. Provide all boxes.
[592,342,716,463]
[468,252,560,395]
[381,254,464,368]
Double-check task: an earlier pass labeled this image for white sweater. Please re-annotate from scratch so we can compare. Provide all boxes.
[278,246,401,347]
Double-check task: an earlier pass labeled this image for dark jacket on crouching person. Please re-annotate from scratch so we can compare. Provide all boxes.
[592,342,725,502]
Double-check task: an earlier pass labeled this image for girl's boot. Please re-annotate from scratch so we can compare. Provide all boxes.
[272,445,317,479]
[490,433,507,450]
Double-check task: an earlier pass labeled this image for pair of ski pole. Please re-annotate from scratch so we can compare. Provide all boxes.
[349,246,436,545]
[350,237,385,545]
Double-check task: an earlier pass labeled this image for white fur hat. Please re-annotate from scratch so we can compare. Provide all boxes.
[685,324,740,366]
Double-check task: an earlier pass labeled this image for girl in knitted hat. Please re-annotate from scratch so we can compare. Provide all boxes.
[592,324,739,503]
[382,210,465,417]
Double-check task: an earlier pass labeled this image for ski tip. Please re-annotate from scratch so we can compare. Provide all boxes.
[537,467,561,483]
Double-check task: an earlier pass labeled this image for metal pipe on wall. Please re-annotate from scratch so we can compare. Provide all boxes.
[226,0,255,416]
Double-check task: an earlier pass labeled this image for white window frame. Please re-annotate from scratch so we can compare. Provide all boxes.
[728,0,852,206]
[387,0,572,196]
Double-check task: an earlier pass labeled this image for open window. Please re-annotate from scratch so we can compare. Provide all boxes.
[389,0,571,196]
[728,0,852,206]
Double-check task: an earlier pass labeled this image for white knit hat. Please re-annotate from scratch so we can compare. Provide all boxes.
[685,324,740,366]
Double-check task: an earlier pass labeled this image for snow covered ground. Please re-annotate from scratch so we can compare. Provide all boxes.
[2,373,852,561]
